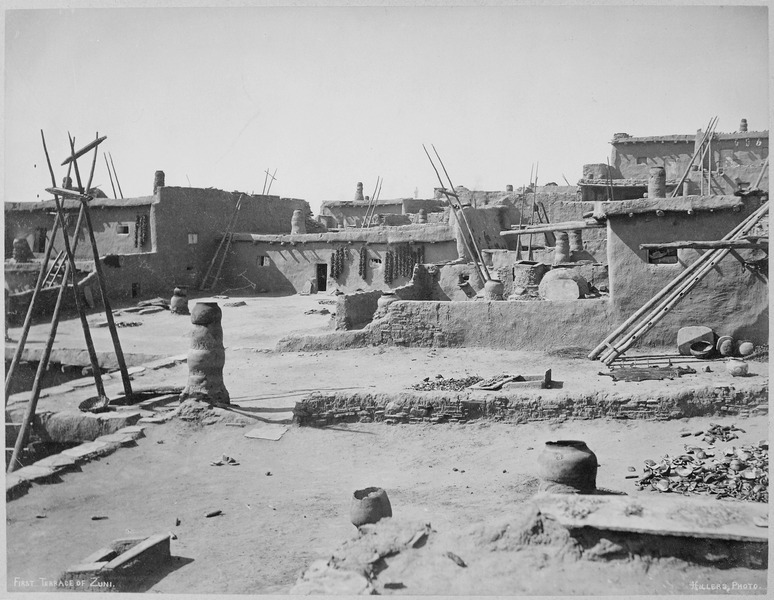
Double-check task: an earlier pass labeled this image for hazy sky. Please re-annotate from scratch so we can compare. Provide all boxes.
[4,2,770,213]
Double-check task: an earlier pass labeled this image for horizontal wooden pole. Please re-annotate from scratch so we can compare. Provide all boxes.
[60,135,107,165]
[639,239,768,251]
[503,219,604,236]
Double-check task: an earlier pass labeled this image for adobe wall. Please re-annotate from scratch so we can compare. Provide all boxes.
[4,202,156,260]
[613,140,695,180]
[226,239,458,294]
[605,197,768,346]
[450,206,511,260]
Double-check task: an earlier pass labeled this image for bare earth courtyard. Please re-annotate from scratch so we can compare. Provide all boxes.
[4,294,770,595]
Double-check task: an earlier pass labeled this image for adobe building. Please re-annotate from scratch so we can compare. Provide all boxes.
[4,172,310,308]
[319,182,446,228]
[579,120,769,201]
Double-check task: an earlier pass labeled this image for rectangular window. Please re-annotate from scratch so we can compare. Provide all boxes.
[34,227,48,253]
[116,224,130,235]
[257,255,270,267]
[636,157,647,165]
[131,282,141,298]
[647,248,678,265]
[188,233,198,245]
[370,258,382,265]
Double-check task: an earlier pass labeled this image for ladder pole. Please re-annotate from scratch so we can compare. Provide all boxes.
[4,213,63,402]
[68,134,132,397]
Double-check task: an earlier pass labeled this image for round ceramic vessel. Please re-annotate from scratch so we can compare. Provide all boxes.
[726,359,749,377]
[537,440,598,493]
[190,302,222,325]
[689,340,715,359]
[350,487,392,527]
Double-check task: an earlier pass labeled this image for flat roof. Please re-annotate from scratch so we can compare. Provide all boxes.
[594,195,747,217]
[232,223,455,245]
[5,196,156,212]
[612,131,768,145]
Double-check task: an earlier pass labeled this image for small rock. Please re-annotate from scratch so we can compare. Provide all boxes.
[266,471,272,476]
[175,518,181,526]
[445,552,467,568]
[627,466,636,472]
[91,516,108,521]
[205,510,223,518]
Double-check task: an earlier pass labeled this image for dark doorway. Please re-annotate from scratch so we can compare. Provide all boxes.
[316,264,328,292]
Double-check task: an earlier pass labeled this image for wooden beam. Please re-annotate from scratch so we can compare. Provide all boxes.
[503,219,604,236]
[639,239,768,251]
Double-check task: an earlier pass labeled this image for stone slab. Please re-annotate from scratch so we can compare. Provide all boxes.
[61,441,115,463]
[104,534,170,571]
[139,414,174,424]
[13,465,59,483]
[39,384,75,398]
[138,307,165,315]
[534,492,768,543]
[96,411,142,430]
[244,423,289,441]
[95,433,137,447]
[6,473,31,500]
[115,425,146,439]
[38,411,103,443]
[677,326,715,356]
[34,453,78,470]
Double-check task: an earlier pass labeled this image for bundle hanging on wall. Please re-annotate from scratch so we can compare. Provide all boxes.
[358,246,368,279]
[384,250,395,284]
[330,247,348,279]
[134,214,148,248]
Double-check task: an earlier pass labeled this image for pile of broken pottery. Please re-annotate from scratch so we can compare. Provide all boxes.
[635,424,768,503]
[411,375,483,391]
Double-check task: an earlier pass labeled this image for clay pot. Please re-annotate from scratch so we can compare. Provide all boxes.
[291,209,307,235]
[483,279,504,301]
[648,166,667,199]
[374,292,398,318]
[170,287,189,315]
[190,301,221,325]
[737,341,755,357]
[726,359,749,377]
[537,440,598,494]
[553,232,570,265]
[689,340,715,359]
[716,335,735,357]
[350,487,392,527]
[568,229,584,254]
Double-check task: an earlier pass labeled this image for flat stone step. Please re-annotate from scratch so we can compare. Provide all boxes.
[138,394,179,410]
[94,433,137,447]
[6,473,31,500]
[535,492,768,543]
[13,465,60,483]
[61,441,116,463]
[33,453,78,470]
[115,425,146,440]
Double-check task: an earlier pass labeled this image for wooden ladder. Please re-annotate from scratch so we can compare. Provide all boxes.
[199,194,244,291]
[534,202,556,247]
[42,251,67,287]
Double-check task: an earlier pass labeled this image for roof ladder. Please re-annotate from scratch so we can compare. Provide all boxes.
[199,194,244,291]
[42,251,67,287]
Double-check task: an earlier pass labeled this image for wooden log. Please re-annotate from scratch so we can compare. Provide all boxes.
[639,239,768,250]
[504,219,604,235]
[60,135,107,165]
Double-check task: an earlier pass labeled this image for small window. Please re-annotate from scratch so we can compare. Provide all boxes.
[257,255,270,267]
[370,258,382,265]
[34,227,48,252]
[188,233,198,245]
[648,248,678,265]
[131,282,141,298]
[116,224,130,235]
[636,157,647,165]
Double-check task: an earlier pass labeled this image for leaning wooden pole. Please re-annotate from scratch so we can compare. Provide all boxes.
[526,163,539,260]
[599,202,769,364]
[422,145,487,283]
[108,152,124,199]
[588,200,769,360]
[104,153,118,198]
[753,156,769,189]
[431,145,491,280]
[68,135,133,398]
[669,116,717,198]
[4,213,63,403]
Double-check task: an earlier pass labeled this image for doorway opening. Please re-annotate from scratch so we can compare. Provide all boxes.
[316,264,328,292]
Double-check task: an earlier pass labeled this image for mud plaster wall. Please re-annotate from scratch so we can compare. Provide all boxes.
[606,199,768,346]
[335,290,382,329]
[450,206,511,260]
[371,299,614,349]
[4,203,156,259]
[226,240,458,294]
[613,140,695,181]
[319,202,403,227]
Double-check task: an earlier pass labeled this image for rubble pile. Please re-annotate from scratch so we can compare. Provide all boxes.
[635,425,768,502]
[411,375,483,391]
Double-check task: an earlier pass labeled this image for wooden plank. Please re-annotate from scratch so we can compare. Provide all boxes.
[640,239,768,250]
[503,219,604,236]
[60,135,107,165]
[534,492,768,543]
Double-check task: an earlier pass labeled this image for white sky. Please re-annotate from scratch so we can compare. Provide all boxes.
[3,2,770,214]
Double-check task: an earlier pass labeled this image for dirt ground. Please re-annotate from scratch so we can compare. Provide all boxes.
[4,293,770,595]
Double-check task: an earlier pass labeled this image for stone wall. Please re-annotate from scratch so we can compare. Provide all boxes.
[293,382,768,427]
[335,290,382,330]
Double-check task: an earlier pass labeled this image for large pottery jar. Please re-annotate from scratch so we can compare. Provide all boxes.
[180,302,230,404]
[291,209,307,235]
[374,292,398,319]
[553,232,570,265]
[350,487,392,527]
[170,287,189,315]
[483,279,504,301]
[537,440,598,494]
[726,359,749,377]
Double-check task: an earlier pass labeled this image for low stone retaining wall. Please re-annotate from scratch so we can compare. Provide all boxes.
[293,382,769,427]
